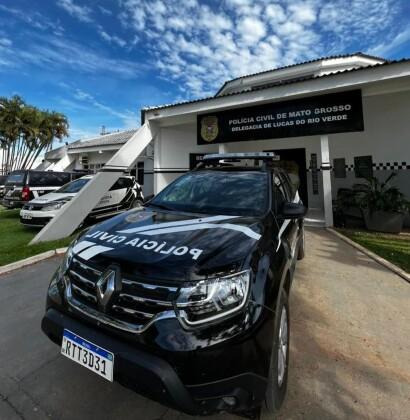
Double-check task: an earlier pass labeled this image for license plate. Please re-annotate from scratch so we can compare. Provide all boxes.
[61,329,114,382]
[21,213,32,220]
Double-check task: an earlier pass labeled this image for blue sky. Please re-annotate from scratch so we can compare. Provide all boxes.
[0,0,409,145]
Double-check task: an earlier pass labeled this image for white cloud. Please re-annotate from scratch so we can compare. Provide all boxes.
[73,88,138,128]
[0,33,144,79]
[1,0,405,102]
[0,4,64,34]
[238,16,267,45]
[57,0,92,23]
[98,6,112,16]
[0,37,12,48]
[319,0,398,47]
[288,3,317,25]
[369,26,410,56]
[265,4,287,24]
[97,27,127,48]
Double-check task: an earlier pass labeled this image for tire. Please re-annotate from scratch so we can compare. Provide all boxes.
[260,290,290,419]
[297,227,305,260]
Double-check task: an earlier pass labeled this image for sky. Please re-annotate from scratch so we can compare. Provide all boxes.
[0,0,409,146]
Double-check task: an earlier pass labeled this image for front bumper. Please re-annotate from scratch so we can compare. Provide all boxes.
[41,308,267,415]
[2,198,24,209]
[19,209,55,226]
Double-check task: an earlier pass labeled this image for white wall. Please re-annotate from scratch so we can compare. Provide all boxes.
[155,90,410,221]
[330,91,410,199]
[71,149,154,196]
[155,123,218,192]
[156,122,324,209]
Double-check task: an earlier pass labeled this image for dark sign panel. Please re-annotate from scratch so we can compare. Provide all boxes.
[354,155,373,178]
[197,90,364,145]
[333,158,347,178]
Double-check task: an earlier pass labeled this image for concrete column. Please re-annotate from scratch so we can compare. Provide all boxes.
[153,125,161,195]
[320,135,333,227]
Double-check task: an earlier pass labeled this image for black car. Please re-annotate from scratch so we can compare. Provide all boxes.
[0,175,7,198]
[41,152,306,417]
[2,170,86,209]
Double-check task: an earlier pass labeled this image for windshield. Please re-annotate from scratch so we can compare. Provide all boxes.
[150,170,269,216]
[57,178,90,193]
[5,172,25,185]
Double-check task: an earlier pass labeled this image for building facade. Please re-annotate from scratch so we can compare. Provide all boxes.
[142,53,410,227]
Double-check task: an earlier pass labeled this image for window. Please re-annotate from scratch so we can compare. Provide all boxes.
[151,170,269,216]
[29,171,71,187]
[88,163,104,174]
[109,177,133,191]
[57,178,90,193]
[5,171,26,185]
[137,162,144,185]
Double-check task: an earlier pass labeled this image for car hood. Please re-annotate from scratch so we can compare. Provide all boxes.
[74,208,265,281]
[30,192,75,204]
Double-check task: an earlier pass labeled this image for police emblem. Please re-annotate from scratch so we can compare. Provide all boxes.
[200,116,218,142]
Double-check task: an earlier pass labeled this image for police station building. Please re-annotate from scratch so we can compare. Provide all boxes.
[140,53,410,227]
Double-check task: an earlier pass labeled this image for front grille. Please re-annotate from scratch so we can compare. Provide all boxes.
[19,216,51,226]
[23,204,44,210]
[66,258,178,332]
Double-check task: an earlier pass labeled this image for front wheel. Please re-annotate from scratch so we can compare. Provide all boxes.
[260,290,290,418]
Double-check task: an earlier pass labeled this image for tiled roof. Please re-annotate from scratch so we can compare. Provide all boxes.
[68,129,138,150]
[215,52,387,95]
[142,57,409,113]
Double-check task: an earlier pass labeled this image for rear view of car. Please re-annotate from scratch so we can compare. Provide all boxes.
[0,175,8,198]
[20,175,143,227]
[2,170,74,209]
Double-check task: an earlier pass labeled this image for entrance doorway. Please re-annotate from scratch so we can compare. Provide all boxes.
[265,148,308,206]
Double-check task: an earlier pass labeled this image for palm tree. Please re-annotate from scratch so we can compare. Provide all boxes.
[0,96,69,174]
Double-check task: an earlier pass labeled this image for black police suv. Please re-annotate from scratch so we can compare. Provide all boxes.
[41,152,306,417]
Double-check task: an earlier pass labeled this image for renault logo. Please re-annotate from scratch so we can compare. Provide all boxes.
[96,265,122,312]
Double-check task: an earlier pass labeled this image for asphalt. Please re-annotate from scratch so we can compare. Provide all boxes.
[0,228,409,420]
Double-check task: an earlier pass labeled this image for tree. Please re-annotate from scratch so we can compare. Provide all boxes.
[0,96,69,174]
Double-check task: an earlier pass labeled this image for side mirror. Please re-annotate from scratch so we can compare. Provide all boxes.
[279,202,307,219]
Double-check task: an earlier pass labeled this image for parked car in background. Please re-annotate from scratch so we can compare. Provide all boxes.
[0,175,7,199]
[20,175,144,227]
[2,170,86,209]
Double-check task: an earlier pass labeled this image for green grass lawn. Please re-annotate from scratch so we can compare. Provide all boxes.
[0,206,73,266]
[337,228,410,273]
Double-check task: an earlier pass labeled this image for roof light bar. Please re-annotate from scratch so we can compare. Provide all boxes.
[203,152,279,161]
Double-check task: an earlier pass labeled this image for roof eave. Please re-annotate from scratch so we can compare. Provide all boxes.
[143,59,410,121]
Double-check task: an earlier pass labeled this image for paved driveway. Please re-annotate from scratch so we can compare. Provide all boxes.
[0,228,409,420]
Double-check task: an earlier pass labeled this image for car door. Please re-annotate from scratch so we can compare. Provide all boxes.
[95,177,134,211]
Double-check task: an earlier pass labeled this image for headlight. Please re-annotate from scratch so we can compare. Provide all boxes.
[42,201,67,211]
[57,239,76,278]
[175,270,250,327]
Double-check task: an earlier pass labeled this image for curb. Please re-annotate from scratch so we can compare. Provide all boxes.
[0,247,68,276]
[327,228,410,283]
